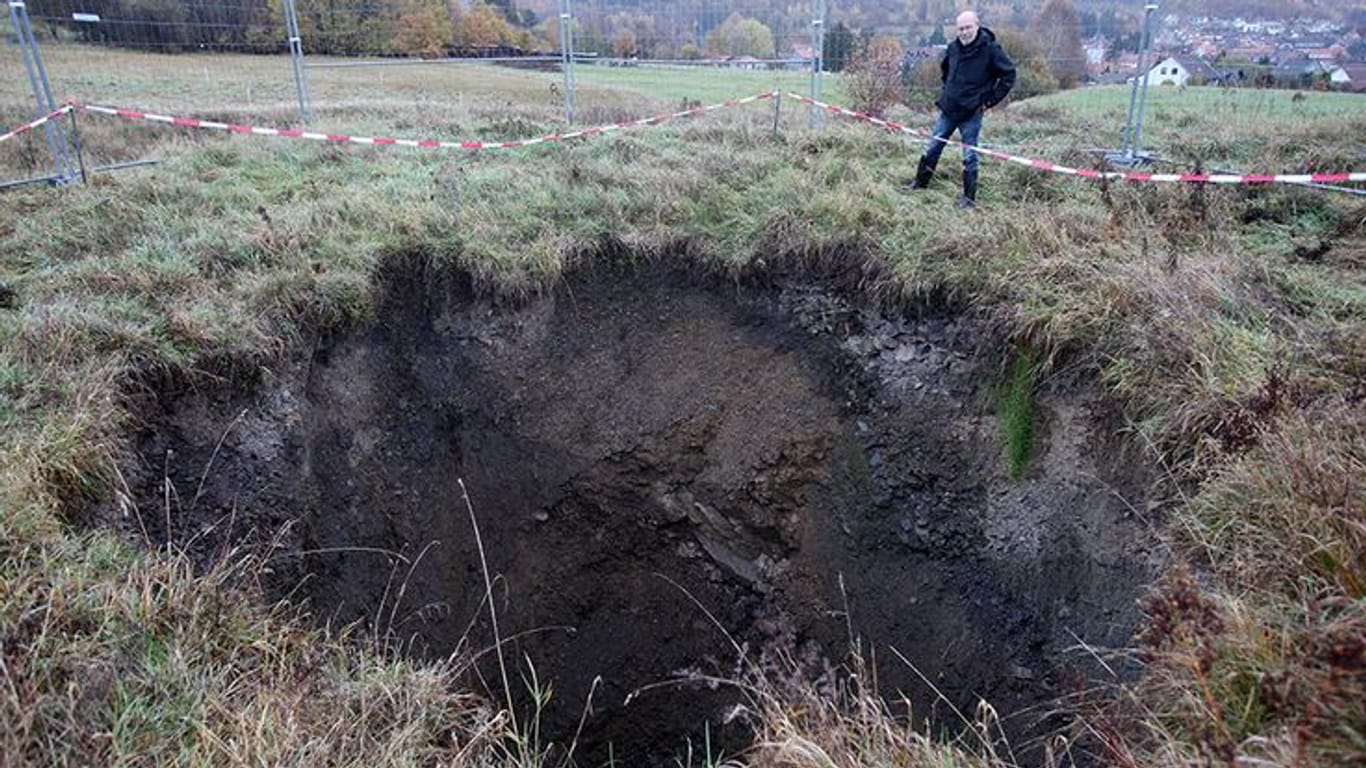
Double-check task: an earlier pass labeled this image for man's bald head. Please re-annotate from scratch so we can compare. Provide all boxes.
[955,11,981,45]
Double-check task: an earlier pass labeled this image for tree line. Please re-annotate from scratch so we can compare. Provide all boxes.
[24,0,1102,90]
[26,0,539,56]
[25,0,805,60]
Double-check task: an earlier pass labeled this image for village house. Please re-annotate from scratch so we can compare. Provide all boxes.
[723,55,763,70]
[1223,43,1275,63]
[785,43,815,71]
[1084,35,1107,77]
[1147,55,1217,86]
[1272,59,1333,88]
[1330,64,1366,92]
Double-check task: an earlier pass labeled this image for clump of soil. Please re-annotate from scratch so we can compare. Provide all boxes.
[114,259,1160,765]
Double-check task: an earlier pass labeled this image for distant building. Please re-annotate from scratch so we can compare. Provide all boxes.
[1330,64,1366,92]
[1272,59,1333,88]
[1192,40,1221,58]
[724,55,763,70]
[1111,52,1141,73]
[1224,44,1275,62]
[786,43,815,71]
[1084,36,1107,76]
[1147,55,1217,86]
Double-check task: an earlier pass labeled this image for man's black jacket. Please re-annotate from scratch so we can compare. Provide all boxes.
[937,27,1017,121]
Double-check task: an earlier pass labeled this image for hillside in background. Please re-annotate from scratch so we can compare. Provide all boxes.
[18,0,1358,64]
[523,0,1358,39]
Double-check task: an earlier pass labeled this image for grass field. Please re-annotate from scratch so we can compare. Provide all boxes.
[0,45,836,123]
[1015,85,1366,168]
[2,43,1365,768]
[572,62,839,105]
[1031,83,1366,121]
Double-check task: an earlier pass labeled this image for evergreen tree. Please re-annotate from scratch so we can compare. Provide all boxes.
[823,21,856,73]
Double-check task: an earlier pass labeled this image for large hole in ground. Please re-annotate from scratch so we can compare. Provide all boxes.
[114,259,1159,765]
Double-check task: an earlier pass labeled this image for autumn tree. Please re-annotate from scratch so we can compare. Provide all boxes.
[245,0,285,51]
[903,54,942,107]
[393,0,453,57]
[845,36,906,117]
[535,12,569,54]
[1030,0,1085,88]
[704,12,775,59]
[605,10,657,58]
[994,27,1057,99]
[613,28,638,57]
[455,1,517,49]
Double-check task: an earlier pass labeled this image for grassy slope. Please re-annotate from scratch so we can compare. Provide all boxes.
[2,49,1365,766]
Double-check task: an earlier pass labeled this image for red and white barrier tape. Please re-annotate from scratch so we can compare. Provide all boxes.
[76,92,776,151]
[788,92,1366,186]
[0,105,73,146]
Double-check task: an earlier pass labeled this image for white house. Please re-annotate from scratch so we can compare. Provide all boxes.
[1330,64,1366,92]
[1147,56,1189,85]
[1147,56,1217,86]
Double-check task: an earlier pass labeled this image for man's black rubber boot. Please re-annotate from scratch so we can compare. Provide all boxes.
[958,169,978,208]
[906,156,936,190]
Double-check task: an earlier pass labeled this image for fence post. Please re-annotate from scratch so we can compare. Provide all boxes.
[282,0,313,124]
[1120,2,1158,162]
[1129,3,1160,160]
[7,0,77,184]
[558,0,576,124]
[809,0,826,129]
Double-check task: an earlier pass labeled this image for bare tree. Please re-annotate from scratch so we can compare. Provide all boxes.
[1030,0,1086,89]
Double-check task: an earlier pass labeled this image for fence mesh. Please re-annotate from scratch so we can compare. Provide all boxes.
[3,0,1113,187]
[565,0,823,122]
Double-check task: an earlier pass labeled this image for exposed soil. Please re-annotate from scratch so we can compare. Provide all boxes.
[112,259,1161,766]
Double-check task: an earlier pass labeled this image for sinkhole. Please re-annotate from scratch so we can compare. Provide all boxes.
[115,257,1159,766]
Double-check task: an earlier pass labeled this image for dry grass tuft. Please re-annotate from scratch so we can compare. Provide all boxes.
[0,532,503,768]
[1188,403,1365,599]
[1098,568,1365,768]
[735,643,1019,768]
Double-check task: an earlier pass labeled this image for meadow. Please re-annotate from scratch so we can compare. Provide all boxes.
[1,45,842,127]
[1,43,1364,767]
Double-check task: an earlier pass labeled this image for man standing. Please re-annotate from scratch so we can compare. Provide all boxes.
[906,11,1016,208]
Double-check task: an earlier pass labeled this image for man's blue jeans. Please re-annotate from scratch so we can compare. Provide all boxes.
[922,110,983,174]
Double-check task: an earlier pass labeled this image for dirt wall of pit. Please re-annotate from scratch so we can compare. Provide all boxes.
[112,259,1162,765]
